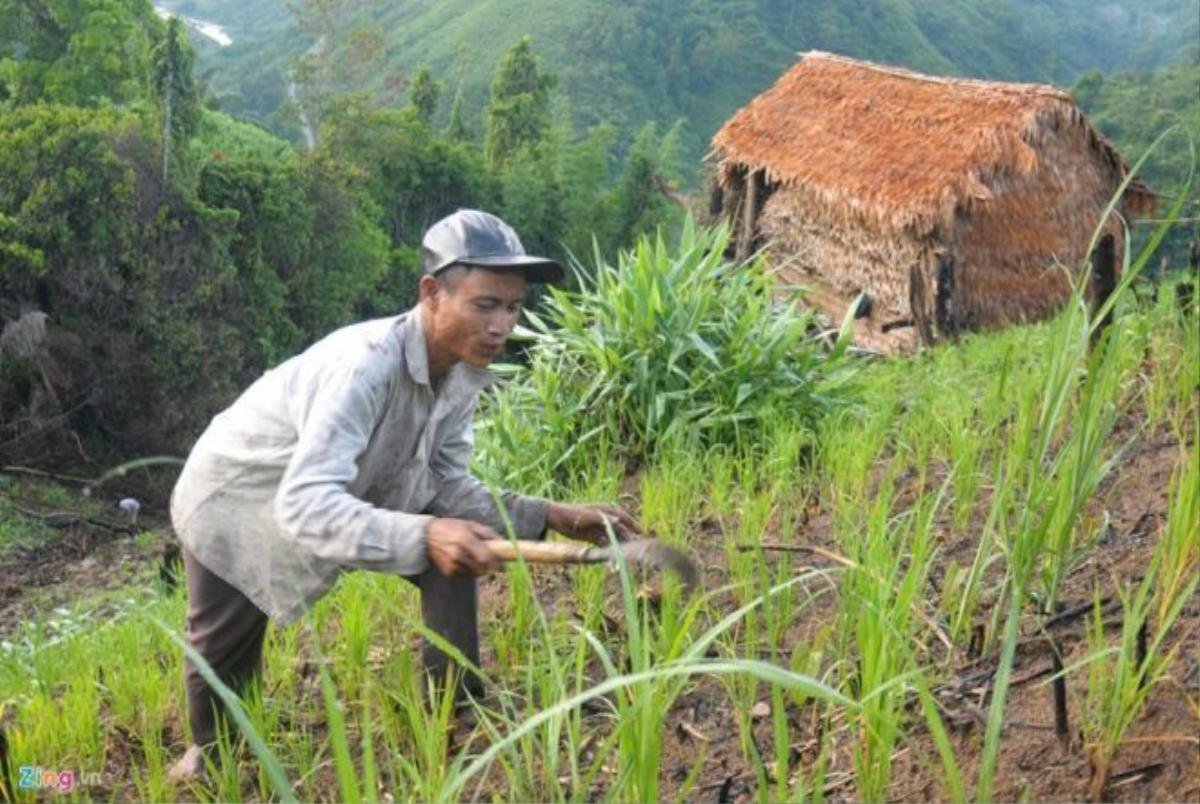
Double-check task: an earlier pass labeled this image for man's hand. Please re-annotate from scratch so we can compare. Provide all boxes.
[546,502,641,546]
[426,518,502,577]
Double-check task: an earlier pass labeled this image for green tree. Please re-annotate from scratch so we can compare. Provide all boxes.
[1072,62,1200,266]
[497,134,565,260]
[287,0,402,146]
[152,16,199,184]
[0,103,228,461]
[611,121,685,246]
[484,36,556,166]
[408,66,440,124]
[0,102,395,463]
[444,85,471,141]
[559,121,618,261]
[319,104,494,303]
[0,0,161,106]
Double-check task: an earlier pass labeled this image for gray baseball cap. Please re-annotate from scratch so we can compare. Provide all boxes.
[421,209,564,283]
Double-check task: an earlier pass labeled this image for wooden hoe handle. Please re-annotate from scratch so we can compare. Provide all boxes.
[482,539,606,565]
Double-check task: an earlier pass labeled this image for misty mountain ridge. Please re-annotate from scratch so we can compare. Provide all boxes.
[161,0,1200,169]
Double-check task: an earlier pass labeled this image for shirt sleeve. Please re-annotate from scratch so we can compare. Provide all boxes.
[425,398,549,539]
[274,361,432,575]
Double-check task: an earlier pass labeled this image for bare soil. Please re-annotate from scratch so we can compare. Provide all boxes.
[470,410,1199,802]
[0,480,176,640]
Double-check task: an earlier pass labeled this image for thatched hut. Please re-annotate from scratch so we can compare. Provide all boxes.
[709,52,1154,352]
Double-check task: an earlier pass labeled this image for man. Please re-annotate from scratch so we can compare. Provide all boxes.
[166,209,638,782]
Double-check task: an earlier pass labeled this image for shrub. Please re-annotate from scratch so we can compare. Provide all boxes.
[476,218,859,492]
[0,104,392,466]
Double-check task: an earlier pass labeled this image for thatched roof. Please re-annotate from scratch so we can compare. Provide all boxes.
[712,52,1154,234]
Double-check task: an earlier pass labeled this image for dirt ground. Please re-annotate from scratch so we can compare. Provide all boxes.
[0,480,176,641]
[0,408,1196,802]
[469,410,1199,802]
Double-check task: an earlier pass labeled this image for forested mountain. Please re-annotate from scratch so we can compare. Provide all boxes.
[0,2,684,465]
[1073,61,1200,261]
[160,0,1200,164]
[1012,1,1200,74]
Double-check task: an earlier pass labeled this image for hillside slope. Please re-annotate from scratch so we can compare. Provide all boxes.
[1074,61,1200,263]
[163,0,1199,169]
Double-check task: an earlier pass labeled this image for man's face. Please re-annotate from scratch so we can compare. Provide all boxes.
[425,268,527,368]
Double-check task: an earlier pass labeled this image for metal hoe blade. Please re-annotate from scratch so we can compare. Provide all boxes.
[598,538,700,592]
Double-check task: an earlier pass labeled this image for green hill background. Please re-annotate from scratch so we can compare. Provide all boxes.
[161,0,1199,170]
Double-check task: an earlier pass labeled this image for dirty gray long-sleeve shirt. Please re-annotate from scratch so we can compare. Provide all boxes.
[169,306,549,624]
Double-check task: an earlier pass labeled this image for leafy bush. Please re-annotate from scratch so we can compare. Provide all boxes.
[0,104,392,466]
[0,19,691,471]
[476,219,859,492]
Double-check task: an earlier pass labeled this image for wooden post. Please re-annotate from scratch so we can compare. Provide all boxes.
[707,175,725,219]
[909,262,935,346]
[935,253,958,338]
[1090,234,1116,348]
[736,168,759,262]
[720,171,746,259]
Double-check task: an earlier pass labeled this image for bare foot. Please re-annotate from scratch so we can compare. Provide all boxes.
[166,744,208,785]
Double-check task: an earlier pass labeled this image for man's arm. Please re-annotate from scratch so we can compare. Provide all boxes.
[428,401,641,544]
[425,400,550,539]
[274,362,436,574]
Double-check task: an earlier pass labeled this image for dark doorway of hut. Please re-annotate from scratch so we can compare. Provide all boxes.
[715,165,773,263]
[1089,234,1117,350]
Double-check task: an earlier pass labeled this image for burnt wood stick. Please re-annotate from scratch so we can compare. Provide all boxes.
[1050,639,1070,748]
[1136,620,1149,689]
[1046,596,1115,627]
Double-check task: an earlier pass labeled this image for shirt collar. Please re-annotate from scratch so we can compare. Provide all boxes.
[403,305,496,396]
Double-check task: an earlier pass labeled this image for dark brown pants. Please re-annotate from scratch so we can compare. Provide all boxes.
[182,548,480,746]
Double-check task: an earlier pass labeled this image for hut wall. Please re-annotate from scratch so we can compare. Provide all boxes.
[940,123,1127,330]
[756,186,923,318]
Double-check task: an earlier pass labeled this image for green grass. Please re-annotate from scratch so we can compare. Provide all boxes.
[0,239,1196,802]
[1079,441,1200,798]
[0,476,130,560]
[0,487,64,560]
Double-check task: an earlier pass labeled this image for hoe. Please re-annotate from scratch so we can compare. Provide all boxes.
[483,537,699,592]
